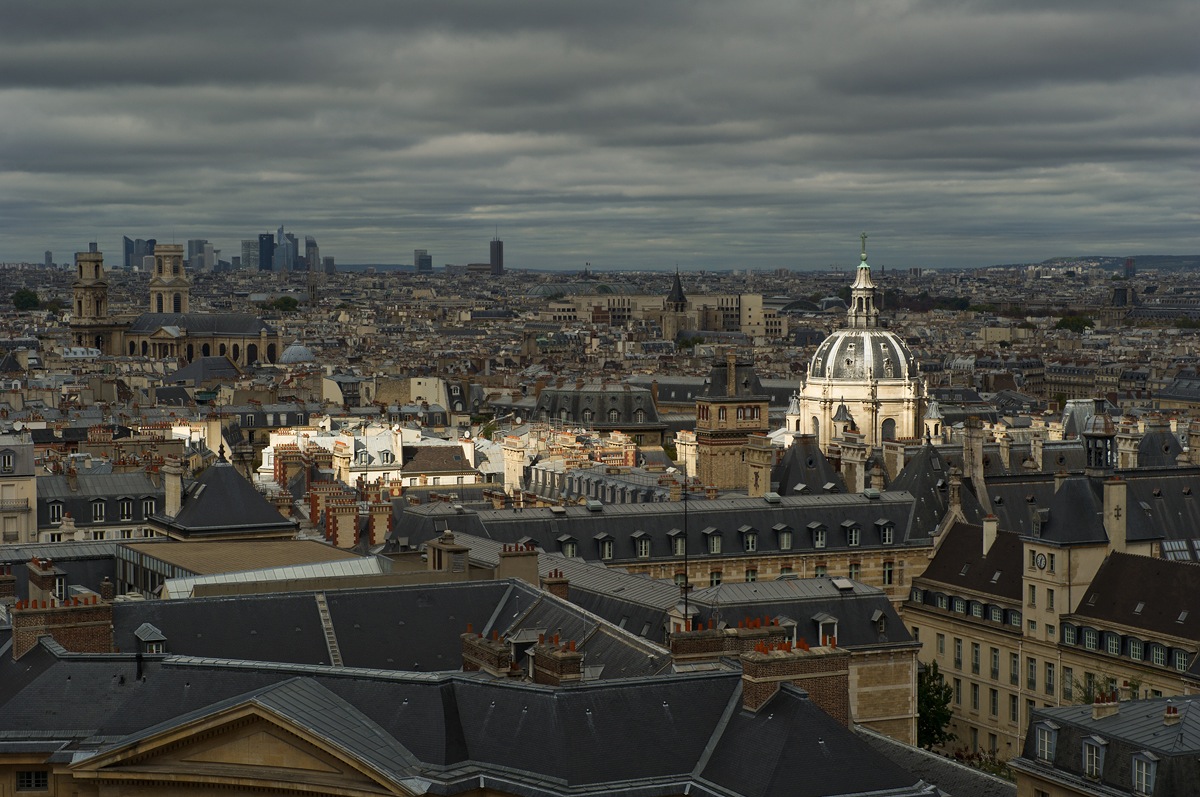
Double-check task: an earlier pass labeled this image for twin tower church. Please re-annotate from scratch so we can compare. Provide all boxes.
[69,244,285,368]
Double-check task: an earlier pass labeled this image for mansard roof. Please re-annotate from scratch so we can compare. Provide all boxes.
[915,521,1024,603]
[128,312,274,336]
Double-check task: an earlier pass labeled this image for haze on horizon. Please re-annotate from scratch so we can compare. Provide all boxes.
[1,1,1197,271]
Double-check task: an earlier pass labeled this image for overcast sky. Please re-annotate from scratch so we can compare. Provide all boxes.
[2,1,1197,270]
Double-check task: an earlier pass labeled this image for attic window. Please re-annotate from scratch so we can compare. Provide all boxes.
[1153,488,1162,498]
[1185,488,1193,496]
[993,496,1003,505]
[1178,610,1189,623]
[1087,594,1098,606]
[991,571,1002,583]
[959,564,970,576]
[1025,494,1036,503]
[1134,602,1144,615]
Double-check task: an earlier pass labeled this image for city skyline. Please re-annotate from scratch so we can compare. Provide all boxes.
[1,1,1197,270]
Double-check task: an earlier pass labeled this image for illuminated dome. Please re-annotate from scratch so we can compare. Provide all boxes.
[808,328,916,381]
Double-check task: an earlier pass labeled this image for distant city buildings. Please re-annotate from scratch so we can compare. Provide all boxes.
[240,239,259,270]
[121,236,156,269]
[257,232,275,272]
[490,236,504,276]
[414,248,433,272]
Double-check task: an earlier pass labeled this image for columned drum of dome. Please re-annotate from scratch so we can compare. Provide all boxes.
[796,235,924,454]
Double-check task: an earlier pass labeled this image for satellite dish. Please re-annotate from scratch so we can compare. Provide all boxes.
[514,416,523,425]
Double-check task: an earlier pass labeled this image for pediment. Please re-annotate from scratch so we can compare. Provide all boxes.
[73,708,408,796]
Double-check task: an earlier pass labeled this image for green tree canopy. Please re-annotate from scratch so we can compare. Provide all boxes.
[1054,315,1094,334]
[917,661,956,749]
[12,288,39,311]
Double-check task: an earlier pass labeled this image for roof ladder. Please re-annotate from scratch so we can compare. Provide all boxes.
[314,592,344,667]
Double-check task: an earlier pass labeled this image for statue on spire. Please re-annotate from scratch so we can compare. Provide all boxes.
[860,232,868,263]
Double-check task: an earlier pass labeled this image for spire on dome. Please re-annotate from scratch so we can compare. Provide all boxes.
[846,233,879,329]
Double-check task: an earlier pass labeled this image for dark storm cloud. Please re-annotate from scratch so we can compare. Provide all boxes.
[1,0,1197,269]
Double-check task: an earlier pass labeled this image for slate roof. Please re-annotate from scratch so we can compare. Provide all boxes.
[912,522,1024,603]
[400,445,473,474]
[388,491,928,564]
[0,648,936,797]
[772,435,845,497]
[1066,552,1200,644]
[151,461,298,537]
[857,726,1016,797]
[166,356,241,386]
[127,312,273,336]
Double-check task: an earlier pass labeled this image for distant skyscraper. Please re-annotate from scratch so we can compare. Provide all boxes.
[323,256,336,275]
[122,237,157,269]
[305,236,319,271]
[490,236,503,276]
[258,233,275,272]
[186,239,209,266]
[44,251,52,268]
[241,239,259,270]
[414,249,433,272]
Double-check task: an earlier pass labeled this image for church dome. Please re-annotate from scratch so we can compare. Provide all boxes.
[279,340,316,364]
[807,328,916,381]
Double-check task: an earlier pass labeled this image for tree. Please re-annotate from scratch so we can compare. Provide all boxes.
[917,661,956,749]
[1054,315,1094,334]
[12,289,38,311]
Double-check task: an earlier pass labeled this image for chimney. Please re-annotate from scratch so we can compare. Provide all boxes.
[726,351,738,397]
[1091,691,1120,720]
[531,639,583,686]
[668,479,681,502]
[962,417,989,506]
[540,568,569,601]
[497,542,539,586]
[982,514,999,556]
[1164,703,1182,726]
[11,594,114,660]
[426,530,470,574]
[0,564,15,600]
[99,576,115,601]
[66,466,79,492]
[1104,476,1127,552]
[460,628,514,677]
[367,501,392,546]
[162,456,185,517]
[740,643,851,721]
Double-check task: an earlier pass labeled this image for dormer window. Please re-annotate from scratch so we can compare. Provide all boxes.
[703,527,722,554]
[809,522,826,549]
[843,521,860,547]
[1133,752,1158,795]
[813,612,838,646]
[0,451,12,473]
[878,521,894,545]
[1082,736,1106,779]
[49,502,64,524]
[739,526,757,552]
[599,538,614,560]
[632,531,650,559]
[1035,721,1058,761]
[91,500,105,522]
[119,498,133,521]
[559,536,578,558]
[668,528,686,556]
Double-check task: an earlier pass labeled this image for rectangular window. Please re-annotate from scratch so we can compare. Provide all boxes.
[1,453,12,472]
[848,562,861,580]
[1029,550,1038,569]
[120,499,133,521]
[989,688,998,716]
[882,561,894,585]
[954,638,963,669]
[881,526,893,545]
[709,571,722,587]
[1106,634,1121,655]
[953,678,962,705]
[813,528,826,548]
[1028,584,1036,607]
[1084,742,1103,778]
[600,539,614,560]
[937,633,945,655]
[708,535,721,554]
[1027,657,1037,691]
[1010,653,1020,685]
[1047,589,1055,611]
[1009,694,1019,723]
[636,538,650,558]
[1036,727,1056,761]
[1152,645,1166,666]
[847,527,860,547]
[1133,756,1156,794]
[971,683,979,710]
[92,502,105,522]
[1048,553,1056,573]
[50,503,63,523]
[990,606,1002,622]
[1064,625,1077,645]
[814,564,827,577]
[779,530,792,550]
[1063,667,1074,700]
[1084,629,1098,650]
[673,536,686,556]
[744,533,757,552]
[971,643,980,674]
[1045,663,1055,695]
[1175,650,1189,671]
[745,569,757,582]
[990,648,1000,679]
[1130,639,1143,661]
[15,771,48,791]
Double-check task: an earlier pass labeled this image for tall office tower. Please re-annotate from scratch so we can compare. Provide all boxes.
[273,229,296,274]
[414,249,433,272]
[241,240,259,270]
[305,236,319,271]
[286,233,301,270]
[323,256,336,275]
[490,237,504,276]
[44,251,52,268]
[187,239,209,266]
[258,233,275,271]
[123,236,135,268]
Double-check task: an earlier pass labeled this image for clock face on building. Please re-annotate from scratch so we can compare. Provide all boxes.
[1035,553,1047,570]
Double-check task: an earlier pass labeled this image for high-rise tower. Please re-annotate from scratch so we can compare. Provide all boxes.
[490,236,504,276]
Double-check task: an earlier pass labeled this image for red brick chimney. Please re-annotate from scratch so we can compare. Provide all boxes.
[0,564,16,600]
[461,627,514,677]
[740,642,851,723]
[540,568,569,601]
[368,501,392,545]
[532,638,583,686]
[99,577,115,601]
[670,617,791,663]
[11,594,113,660]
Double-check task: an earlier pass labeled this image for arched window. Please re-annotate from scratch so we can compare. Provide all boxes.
[172,258,180,275]
[608,408,620,422]
[582,408,594,423]
[141,341,148,356]
[881,418,897,441]
[232,344,240,361]
[201,344,211,357]
[247,344,258,363]
[634,408,646,423]
[156,257,163,274]
[267,343,277,363]
[186,344,194,361]
[219,343,227,356]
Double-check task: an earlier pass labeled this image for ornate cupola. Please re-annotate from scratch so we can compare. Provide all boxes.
[847,232,880,329]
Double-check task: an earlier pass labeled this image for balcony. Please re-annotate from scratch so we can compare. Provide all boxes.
[0,498,29,512]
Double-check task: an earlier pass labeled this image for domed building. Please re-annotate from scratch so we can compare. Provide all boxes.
[795,236,924,453]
